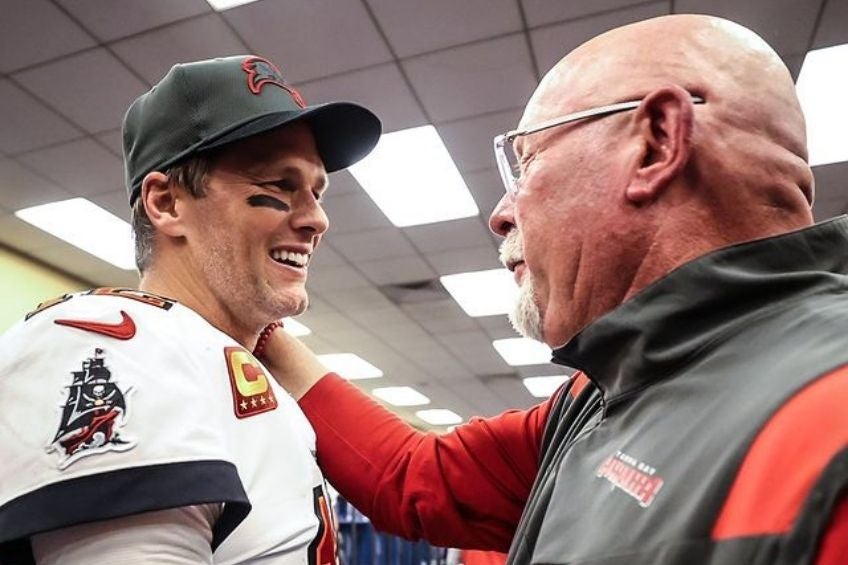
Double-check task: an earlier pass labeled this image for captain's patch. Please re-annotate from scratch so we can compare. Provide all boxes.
[47,349,136,469]
[224,347,278,419]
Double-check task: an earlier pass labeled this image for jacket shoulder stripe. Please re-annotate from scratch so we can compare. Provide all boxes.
[712,363,848,539]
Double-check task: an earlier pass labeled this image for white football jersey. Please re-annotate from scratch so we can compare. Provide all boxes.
[0,288,336,565]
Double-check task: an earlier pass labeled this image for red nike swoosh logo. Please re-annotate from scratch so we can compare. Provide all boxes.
[54,310,137,340]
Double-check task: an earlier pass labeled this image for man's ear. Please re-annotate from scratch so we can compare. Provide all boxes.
[140,172,187,238]
[626,85,695,204]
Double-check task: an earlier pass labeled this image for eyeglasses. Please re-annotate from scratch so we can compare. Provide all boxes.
[493,95,705,197]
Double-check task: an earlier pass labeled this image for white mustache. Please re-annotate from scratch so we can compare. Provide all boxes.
[499,230,524,267]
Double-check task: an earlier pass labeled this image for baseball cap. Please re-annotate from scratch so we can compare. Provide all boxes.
[122,55,381,205]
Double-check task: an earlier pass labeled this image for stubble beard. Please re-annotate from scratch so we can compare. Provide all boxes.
[200,232,302,330]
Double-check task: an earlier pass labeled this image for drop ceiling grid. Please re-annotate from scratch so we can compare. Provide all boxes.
[0,0,844,420]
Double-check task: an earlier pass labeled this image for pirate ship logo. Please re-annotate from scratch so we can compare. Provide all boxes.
[46,349,136,469]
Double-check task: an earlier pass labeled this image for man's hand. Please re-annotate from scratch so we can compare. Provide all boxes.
[255,326,328,400]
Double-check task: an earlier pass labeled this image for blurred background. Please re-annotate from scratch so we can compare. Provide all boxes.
[1,0,846,433]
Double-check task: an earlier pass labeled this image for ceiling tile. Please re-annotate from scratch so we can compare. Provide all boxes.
[404,217,494,253]
[0,0,96,73]
[26,242,129,281]
[812,161,848,221]
[321,286,394,313]
[59,0,212,42]
[17,138,124,196]
[426,244,502,275]
[0,159,72,211]
[0,213,72,254]
[465,168,507,220]
[330,227,417,262]
[95,129,124,157]
[812,0,848,49]
[297,63,427,134]
[83,264,140,288]
[358,255,437,285]
[223,0,393,83]
[437,329,513,375]
[111,14,249,83]
[327,170,364,198]
[443,378,511,417]
[437,108,523,173]
[403,34,537,122]
[531,1,670,75]
[675,0,823,56]
[88,189,131,221]
[783,53,805,82]
[309,242,348,269]
[522,0,658,28]
[350,306,414,330]
[14,48,149,134]
[369,0,521,57]
[477,314,522,340]
[402,299,479,334]
[321,192,392,233]
[306,264,372,292]
[0,80,82,155]
[486,376,537,410]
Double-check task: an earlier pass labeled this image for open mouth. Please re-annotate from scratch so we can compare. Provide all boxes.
[270,248,310,269]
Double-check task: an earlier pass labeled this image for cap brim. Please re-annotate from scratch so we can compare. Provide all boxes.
[202,102,381,172]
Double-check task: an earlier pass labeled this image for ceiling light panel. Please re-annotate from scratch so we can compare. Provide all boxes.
[796,43,848,166]
[372,386,430,406]
[348,125,479,227]
[317,353,383,380]
[440,268,518,317]
[523,375,570,398]
[282,318,311,336]
[206,0,260,11]
[416,408,463,425]
[492,337,551,366]
[15,198,135,270]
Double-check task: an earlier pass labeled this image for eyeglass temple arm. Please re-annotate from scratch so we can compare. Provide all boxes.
[505,95,705,142]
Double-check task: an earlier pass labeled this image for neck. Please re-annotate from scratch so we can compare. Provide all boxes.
[139,260,261,350]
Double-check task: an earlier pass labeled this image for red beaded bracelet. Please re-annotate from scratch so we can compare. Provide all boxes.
[253,321,282,357]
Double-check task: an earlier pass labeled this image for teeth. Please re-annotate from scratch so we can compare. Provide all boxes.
[271,249,309,267]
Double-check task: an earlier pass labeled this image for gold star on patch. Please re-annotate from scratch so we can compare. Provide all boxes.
[240,400,248,411]
[250,397,258,408]
[260,396,267,405]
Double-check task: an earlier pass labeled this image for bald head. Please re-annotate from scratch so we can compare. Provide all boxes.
[522,14,813,206]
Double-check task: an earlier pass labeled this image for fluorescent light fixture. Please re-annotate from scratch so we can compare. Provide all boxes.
[523,375,569,398]
[317,353,383,380]
[372,386,431,407]
[206,0,260,10]
[797,43,848,166]
[348,125,479,227]
[15,198,135,270]
[416,408,462,425]
[440,268,518,317]
[282,318,311,337]
[492,337,552,366]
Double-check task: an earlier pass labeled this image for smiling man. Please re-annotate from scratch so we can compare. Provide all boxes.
[0,56,379,564]
[260,14,848,565]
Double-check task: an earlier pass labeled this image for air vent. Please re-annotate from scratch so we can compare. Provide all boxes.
[379,278,449,305]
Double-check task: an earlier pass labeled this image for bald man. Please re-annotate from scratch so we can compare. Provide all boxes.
[259,15,848,564]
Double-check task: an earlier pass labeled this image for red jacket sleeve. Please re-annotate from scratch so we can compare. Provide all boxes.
[298,373,554,551]
[816,496,848,565]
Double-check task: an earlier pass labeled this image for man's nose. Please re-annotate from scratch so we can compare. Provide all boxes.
[488,193,516,237]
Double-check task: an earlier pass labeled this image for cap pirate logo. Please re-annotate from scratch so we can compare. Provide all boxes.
[46,348,136,469]
[241,56,307,107]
